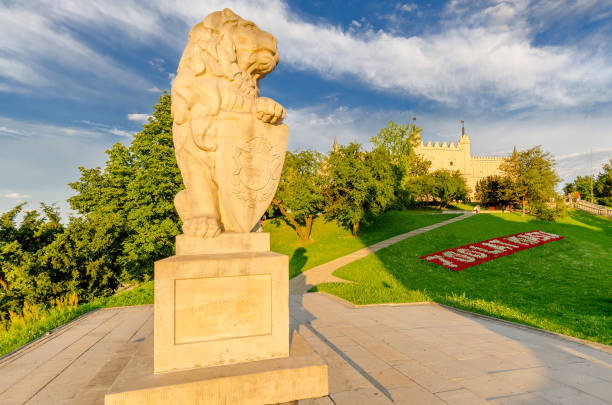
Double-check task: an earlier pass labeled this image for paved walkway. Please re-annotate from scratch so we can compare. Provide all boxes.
[290,212,473,295]
[0,305,152,405]
[2,294,611,404]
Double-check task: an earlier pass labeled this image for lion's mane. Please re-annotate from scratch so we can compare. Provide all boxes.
[171,9,278,152]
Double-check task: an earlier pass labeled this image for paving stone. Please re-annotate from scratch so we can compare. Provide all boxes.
[369,367,416,389]
[455,373,527,399]
[401,368,465,393]
[330,387,393,404]
[535,380,612,405]
[434,388,490,404]
[387,382,447,404]
[489,391,555,404]
[364,344,411,366]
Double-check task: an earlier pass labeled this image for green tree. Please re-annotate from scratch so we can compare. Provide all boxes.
[475,175,517,209]
[429,170,468,208]
[0,204,64,316]
[69,93,182,281]
[121,94,182,279]
[574,176,595,203]
[271,150,325,241]
[371,120,420,163]
[323,143,394,235]
[371,120,430,207]
[595,159,612,207]
[501,146,559,216]
[363,146,397,218]
[38,213,123,302]
[562,182,576,195]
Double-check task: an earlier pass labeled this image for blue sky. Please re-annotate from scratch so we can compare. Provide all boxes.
[1,0,612,217]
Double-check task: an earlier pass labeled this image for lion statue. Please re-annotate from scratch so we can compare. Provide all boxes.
[172,8,288,239]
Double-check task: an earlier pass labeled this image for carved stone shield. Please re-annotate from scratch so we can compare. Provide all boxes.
[215,116,288,233]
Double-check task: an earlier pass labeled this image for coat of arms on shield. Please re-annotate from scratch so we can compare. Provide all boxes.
[231,137,282,208]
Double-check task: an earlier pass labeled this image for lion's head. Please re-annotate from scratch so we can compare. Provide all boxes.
[177,8,279,97]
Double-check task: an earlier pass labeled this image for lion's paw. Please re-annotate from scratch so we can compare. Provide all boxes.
[182,216,222,239]
[256,97,286,124]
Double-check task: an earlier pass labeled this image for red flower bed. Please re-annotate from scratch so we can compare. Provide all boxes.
[420,231,564,271]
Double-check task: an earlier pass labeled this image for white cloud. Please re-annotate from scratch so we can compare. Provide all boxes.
[108,128,133,137]
[399,4,418,13]
[556,149,612,185]
[148,57,165,72]
[0,116,128,140]
[0,126,21,135]
[127,113,151,123]
[149,0,612,110]
[4,192,31,201]
[0,2,155,96]
[2,0,610,110]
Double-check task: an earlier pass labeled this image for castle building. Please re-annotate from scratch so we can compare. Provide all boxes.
[413,126,506,195]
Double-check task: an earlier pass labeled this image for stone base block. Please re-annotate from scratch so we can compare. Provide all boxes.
[104,332,328,405]
[155,250,289,373]
[176,232,270,255]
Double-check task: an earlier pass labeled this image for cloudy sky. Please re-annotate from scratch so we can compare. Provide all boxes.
[1,0,611,217]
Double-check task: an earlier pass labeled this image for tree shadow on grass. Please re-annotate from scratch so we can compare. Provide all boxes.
[289,247,307,277]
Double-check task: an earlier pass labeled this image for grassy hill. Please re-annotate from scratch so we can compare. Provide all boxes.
[314,210,612,345]
[264,210,459,278]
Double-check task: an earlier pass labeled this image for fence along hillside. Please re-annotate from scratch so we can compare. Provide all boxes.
[574,200,612,218]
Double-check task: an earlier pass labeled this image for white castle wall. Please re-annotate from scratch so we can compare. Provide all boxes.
[413,133,505,198]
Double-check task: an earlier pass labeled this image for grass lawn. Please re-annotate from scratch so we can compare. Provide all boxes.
[263,210,461,278]
[313,210,612,345]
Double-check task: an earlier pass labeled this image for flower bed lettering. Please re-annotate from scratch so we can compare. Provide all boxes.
[420,231,564,271]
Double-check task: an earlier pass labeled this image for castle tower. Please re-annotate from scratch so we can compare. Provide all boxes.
[333,136,339,153]
[458,121,471,177]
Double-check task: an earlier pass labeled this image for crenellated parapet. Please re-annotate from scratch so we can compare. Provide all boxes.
[472,155,506,160]
[418,140,461,150]
[412,131,508,200]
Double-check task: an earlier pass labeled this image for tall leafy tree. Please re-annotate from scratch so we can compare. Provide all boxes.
[371,120,421,163]
[595,159,612,207]
[475,175,517,209]
[69,93,182,281]
[271,150,325,241]
[371,120,430,206]
[0,204,64,315]
[323,143,395,235]
[364,146,396,217]
[122,94,182,279]
[38,213,123,302]
[429,170,468,208]
[574,176,595,203]
[501,146,559,216]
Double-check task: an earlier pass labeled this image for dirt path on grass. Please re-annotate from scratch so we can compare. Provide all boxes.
[289,212,473,295]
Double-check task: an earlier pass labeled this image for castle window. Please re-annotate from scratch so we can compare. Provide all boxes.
[449,161,453,166]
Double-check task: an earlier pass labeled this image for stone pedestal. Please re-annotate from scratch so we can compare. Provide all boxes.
[105,232,328,404]
[155,233,289,373]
